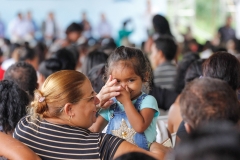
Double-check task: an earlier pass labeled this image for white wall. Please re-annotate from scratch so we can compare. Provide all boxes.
[0,0,166,45]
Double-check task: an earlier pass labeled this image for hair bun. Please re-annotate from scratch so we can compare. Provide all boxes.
[34,90,48,115]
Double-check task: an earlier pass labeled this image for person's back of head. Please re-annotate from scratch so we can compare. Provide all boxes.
[39,58,62,79]
[87,63,105,93]
[168,121,240,160]
[0,80,29,134]
[154,36,177,61]
[173,53,200,94]
[180,77,240,130]
[115,152,156,160]
[185,59,205,83]
[4,61,38,99]
[52,48,76,70]
[203,51,240,91]
[19,44,39,70]
[152,14,172,36]
[82,50,108,75]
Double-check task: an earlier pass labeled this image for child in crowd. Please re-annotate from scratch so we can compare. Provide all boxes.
[90,46,159,150]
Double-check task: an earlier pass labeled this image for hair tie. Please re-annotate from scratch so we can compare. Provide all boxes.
[38,96,45,103]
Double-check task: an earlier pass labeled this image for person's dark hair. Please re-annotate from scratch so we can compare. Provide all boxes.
[152,14,172,36]
[180,77,240,129]
[4,61,38,98]
[174,53,200,94]
[52,48,76,70]
[34,42,47,64]
[82,50,108,75]
[9,43,21,58]
[115,152,156,160]
[203,51,240,90]
[99,38,117,55]
[168,121,240,160]
[105,46,153,90]
[19,45,37,61]
[65,22,83,35]
[0,48,3,57]
[38,58,62,79]
[0,80,29,133]
[185,59,205,83]
[154,36,177,61]
[87,63,105,93]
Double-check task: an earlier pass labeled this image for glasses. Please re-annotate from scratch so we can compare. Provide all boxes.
[59,92,97,113]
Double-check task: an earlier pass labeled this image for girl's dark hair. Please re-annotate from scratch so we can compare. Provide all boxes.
[0,80,29,133]
[105,46,152,90]
[38,58,62,78]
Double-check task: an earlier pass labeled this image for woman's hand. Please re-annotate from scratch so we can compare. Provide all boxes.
[96,75,121,109]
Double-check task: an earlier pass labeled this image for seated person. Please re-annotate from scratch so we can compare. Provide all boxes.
[4,61,38,100]
[0,80,29,134]
[0,132,40,160]
[177,51,240,140]
[14,70,168,160]
[150,36,177,90]
[179,77,240,137]
[168,121,240,160]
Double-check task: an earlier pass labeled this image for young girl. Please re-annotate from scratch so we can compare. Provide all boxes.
[90,46,159,150]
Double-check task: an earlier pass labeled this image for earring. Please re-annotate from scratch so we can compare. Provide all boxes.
[68,115,72,122]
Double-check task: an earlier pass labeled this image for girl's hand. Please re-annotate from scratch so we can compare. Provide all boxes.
[96,75,121,109]
[116,85,131,105]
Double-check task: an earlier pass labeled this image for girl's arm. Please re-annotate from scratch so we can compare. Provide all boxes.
[89,115,108,133]
[117,86,155,133]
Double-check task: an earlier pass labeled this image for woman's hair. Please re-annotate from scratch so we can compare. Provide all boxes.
[105,46,152,90]
[30,70,86,119]
[38,58,62,79]
[0,80,29,133]
[203,51,240,91]
[173,53,200,94]
[185,59,205,83]
[81,50,108,75]
[152,14,172,36]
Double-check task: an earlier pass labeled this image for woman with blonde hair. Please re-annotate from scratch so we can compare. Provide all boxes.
[14,70,167,160]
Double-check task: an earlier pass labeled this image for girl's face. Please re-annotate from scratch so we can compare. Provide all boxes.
[111,61,143,100]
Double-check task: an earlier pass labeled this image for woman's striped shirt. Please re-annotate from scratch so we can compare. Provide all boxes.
[13,116,124,160]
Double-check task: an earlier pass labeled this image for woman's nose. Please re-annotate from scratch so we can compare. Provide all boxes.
[95,96,100,105]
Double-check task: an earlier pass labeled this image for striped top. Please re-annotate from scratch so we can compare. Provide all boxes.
[153,61,176,90]
[13,116,124,160]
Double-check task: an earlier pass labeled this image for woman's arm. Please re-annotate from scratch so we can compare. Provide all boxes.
[114,141,170,160]
[0,132,41,160]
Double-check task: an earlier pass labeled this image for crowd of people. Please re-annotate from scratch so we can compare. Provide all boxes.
[0,5,240,160]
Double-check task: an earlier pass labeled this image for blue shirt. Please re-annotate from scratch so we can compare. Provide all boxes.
[99,93,159,143]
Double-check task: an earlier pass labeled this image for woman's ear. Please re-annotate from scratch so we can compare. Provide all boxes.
[63,103,74,116]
